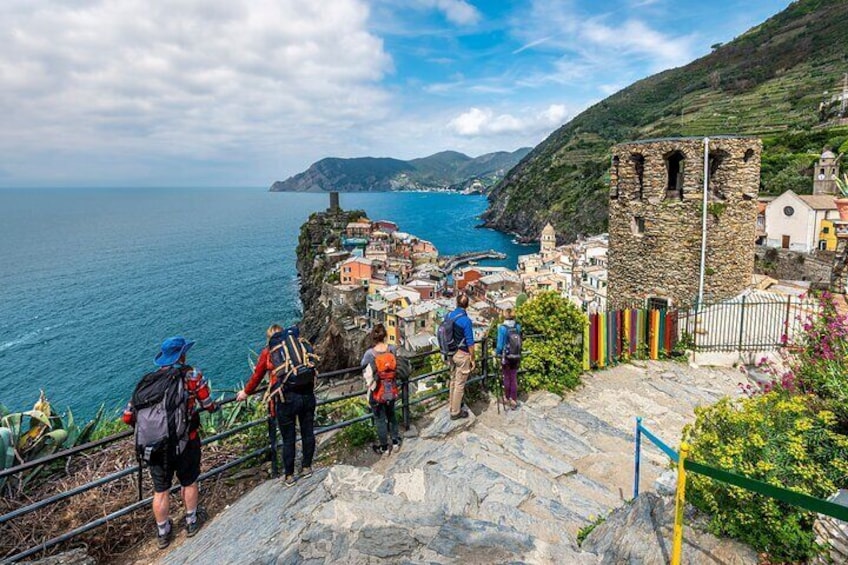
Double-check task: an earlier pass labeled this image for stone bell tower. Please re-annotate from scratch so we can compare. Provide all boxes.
[813,149,842,195]
[540,223,556,253]
[607,136,761,308]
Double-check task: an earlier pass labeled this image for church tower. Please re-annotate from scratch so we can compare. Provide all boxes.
[540,223,556,253]
[813,149,842,195]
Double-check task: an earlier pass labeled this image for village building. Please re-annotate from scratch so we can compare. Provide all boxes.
[345,220,372,239]
[373,220,399,234]
[339,256,374,286]
[607,137,761,308]
[405,278,440,300]
[453,266,511,291]
[764,191,840,252]
[466,271,522,303]
[364,241,389,262]
[395,300,446,344]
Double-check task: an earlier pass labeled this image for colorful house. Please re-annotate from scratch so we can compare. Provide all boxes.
[340,257,373,286]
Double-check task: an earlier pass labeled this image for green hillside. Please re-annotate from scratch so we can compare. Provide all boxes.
[270,148,531,192]
[484,0,848,242]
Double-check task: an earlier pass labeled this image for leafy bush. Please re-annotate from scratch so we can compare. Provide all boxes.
[515,291,587,395]
[317,397,375,448]
[684,393,848,561]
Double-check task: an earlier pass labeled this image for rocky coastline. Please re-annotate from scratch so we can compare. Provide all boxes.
[295,208,370,372]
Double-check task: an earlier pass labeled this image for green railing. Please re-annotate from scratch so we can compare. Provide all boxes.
[633,417,848,564]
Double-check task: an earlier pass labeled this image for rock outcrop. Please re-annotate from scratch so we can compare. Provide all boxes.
[296,209,370,371]
[159,361,757,564]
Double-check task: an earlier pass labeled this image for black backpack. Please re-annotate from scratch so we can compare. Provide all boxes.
[503,326,522,366]
[131,366,189,465]
[268,331,318,397]
[437,312,467,360]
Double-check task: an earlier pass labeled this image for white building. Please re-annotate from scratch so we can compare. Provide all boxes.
[764,190,839,252]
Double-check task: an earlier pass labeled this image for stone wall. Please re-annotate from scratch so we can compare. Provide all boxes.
[754,247,835,288]
[608,137,761,308]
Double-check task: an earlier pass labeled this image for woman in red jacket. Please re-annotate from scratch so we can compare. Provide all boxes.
[237,324,282,408]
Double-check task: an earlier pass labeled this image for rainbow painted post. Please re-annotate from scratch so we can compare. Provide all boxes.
[671,442,690,565]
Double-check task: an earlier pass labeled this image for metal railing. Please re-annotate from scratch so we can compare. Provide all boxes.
[679,295,818,352]
[633,418,848,565]
[3,337,511,562]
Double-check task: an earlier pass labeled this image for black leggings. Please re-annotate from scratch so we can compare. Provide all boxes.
[371,398,400,448]
[275,392,316,476]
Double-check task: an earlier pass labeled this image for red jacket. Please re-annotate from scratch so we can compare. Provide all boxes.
[123,365,215,440]
[244,348,274,396]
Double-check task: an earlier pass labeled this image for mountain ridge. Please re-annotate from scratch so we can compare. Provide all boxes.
[483,0,848,242]
[270,147,532,193]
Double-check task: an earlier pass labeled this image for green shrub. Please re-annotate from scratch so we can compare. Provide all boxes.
[317,397,375,448]
[515,291,587,395]
[684,393,848,561]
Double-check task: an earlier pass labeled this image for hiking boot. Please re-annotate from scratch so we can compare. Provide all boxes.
[300,466,313,479]
[392,438,402,453]
[509,399,519,410]
[372,444,389,455]
[284,474,297,487]
[450,410,469,421]
[157,519,173,549]
[185,508,206,538]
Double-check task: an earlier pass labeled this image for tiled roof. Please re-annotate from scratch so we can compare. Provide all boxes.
[798,195,838,210]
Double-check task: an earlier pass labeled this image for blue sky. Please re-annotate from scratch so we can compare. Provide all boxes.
[0,0,791,187]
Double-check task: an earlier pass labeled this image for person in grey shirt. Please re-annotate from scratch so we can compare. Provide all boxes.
[361,323,402,455]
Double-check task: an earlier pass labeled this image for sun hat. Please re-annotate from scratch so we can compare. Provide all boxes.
[154,336,195,367]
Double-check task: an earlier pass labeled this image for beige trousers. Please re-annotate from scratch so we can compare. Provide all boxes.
[449,350,472,416]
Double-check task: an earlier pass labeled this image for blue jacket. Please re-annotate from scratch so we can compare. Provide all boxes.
[496,321,521,356]
[448,308,474,352]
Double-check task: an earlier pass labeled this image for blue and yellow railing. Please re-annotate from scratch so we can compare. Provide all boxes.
[633,417,848,564]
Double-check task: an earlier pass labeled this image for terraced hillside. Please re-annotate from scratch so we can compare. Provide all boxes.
[484,0,848,242]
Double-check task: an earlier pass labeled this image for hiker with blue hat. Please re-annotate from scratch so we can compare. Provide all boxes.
[123,336,217,549]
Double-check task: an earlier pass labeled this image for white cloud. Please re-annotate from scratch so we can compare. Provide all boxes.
[0,0,393,185]
[422,0,481,26]
[448,104,569,137]
[509,0,697,80]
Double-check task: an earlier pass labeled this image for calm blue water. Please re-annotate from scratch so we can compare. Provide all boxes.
[0,189,534,419]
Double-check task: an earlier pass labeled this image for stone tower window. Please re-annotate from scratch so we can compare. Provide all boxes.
[743,148,755,163]
[708,150,729,199]
[611,156,620,199]
[665,151,685,200]
[631,216,645,235]
[630,153,645,200]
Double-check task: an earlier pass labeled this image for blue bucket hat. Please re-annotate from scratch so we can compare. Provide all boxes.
[154,336,195,367]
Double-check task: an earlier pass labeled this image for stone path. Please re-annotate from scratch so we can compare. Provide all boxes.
[158,361,756,564]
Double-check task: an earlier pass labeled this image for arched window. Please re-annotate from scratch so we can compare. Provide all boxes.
[665,151,685,200]
[630,153,645,200]
[743,148,755,163]
[709,150,729,199]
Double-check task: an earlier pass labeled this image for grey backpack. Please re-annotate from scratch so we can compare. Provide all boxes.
[503,326,522,365]
[131,366,189,465]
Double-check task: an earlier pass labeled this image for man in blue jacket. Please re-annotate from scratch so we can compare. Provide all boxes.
[447,294,475,419]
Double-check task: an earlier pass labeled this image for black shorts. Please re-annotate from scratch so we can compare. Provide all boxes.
[148,437,201,493]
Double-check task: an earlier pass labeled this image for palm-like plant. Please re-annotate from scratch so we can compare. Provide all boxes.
[836,173,848,198]
[0,391,102,493]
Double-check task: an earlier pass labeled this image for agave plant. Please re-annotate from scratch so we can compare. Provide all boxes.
[0,391,103,493]
[836,173,848,197]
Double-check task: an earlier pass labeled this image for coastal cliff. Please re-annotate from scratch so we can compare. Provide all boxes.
[295,209,370,371]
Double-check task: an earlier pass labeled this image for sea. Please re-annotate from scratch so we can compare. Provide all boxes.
[0,188,536,420]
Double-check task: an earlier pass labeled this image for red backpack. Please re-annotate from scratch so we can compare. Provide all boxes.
[372,349,398,404]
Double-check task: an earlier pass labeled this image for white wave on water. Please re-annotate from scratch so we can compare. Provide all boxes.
[0,324,66,354]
